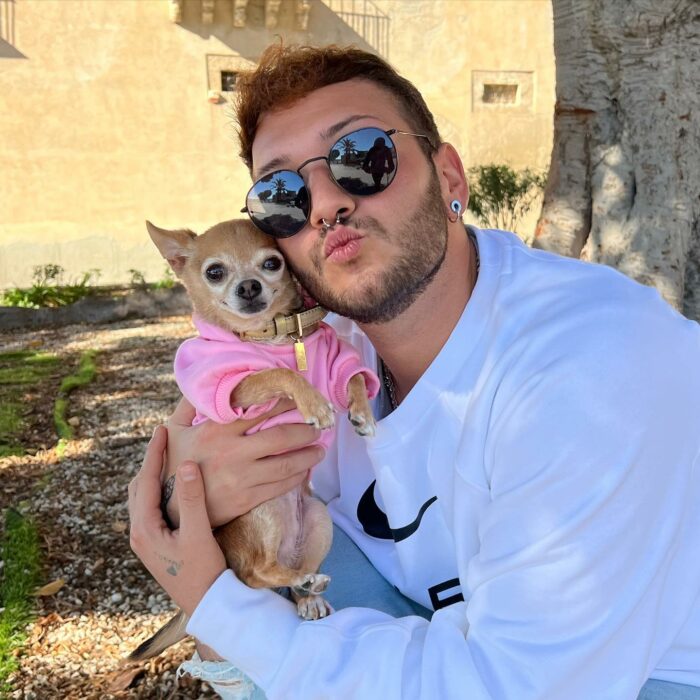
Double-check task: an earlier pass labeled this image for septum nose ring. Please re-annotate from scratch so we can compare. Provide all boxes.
[321,213,343,233]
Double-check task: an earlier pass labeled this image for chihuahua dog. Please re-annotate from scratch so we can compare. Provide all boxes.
[128,219,377,662]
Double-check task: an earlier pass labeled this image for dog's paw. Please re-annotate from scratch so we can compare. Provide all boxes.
[348,410,376,437]
[293,573,330,595]
[296,595,334,621]
[304,402,335,430]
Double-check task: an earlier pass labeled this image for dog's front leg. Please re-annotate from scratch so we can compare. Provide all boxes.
[346,373,376,436]
[232,368,335,429]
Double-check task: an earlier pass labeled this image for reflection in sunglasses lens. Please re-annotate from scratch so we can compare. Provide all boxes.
[247,171,309,238]
[329,127,397,196]
[245,128,398,238]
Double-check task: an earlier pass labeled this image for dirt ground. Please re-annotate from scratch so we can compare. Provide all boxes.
[1,315,220,699]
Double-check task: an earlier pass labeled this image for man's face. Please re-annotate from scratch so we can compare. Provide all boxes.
[250,79,448,324]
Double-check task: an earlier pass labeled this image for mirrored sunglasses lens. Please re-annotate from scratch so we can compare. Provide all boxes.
[329,127,397,196]
[246,171,308,238]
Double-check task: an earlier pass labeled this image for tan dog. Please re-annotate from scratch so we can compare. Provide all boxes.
[128,219,375,662]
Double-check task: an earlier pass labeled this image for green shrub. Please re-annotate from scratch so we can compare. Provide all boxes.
[467,164,546,236]
[128,268,147,288]
[0,265,101,309]
[152,265,176,290]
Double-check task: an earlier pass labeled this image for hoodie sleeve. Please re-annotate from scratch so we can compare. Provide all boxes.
[174,336,278,423]
[321,327,380,409]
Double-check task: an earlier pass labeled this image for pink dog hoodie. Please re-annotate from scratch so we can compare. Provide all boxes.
[174,315,380,448]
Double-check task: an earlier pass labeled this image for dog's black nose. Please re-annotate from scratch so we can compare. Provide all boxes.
[236,279,262,300]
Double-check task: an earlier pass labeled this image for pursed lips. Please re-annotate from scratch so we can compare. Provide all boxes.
[323,227,364,259]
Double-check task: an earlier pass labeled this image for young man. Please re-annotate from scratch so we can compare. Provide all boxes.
[128,45,700,699]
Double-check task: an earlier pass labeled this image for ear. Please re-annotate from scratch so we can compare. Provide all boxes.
[432,143,470,216]
[146,221,197,276]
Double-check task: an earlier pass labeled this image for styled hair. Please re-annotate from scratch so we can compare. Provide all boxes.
[234,43,441,173]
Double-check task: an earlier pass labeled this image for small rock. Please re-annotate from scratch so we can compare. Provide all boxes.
[68,417,81,427]
[111,592,123,604]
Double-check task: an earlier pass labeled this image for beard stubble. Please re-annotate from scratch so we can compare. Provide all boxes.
[293,169,449,324]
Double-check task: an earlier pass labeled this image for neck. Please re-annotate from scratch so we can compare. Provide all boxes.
[361,223,477,404]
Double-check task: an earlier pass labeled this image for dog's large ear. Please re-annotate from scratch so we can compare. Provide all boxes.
[146,221,197,276]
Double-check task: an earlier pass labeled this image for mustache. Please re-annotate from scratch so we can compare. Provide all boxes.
[336,215,389,240]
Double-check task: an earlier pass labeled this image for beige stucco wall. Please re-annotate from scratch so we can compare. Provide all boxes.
[0,0,554,289]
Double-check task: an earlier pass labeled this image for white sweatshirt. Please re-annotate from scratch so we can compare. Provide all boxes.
[188,228,700,700]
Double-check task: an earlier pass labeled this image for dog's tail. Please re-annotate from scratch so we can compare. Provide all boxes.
[127,609,188,662]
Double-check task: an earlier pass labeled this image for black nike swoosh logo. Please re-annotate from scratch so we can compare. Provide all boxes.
[357,480,437,543]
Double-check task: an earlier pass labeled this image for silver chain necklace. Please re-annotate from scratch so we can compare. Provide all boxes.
[380,229,480,412]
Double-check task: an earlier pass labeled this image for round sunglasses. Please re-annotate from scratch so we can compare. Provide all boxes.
[241,126,432,238]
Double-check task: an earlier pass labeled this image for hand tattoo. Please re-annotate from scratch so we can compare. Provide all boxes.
[155,551,183,576]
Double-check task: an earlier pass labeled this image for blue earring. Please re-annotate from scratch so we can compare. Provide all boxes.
[449,199,462,221]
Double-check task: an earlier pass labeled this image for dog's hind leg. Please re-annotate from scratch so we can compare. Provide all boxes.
[298,496,333,575]
[244,560,330,595]
[287,497,334,620]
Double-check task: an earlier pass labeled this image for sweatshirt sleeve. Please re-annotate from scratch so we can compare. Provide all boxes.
[174,337,277,423]
[187,313,700,700]
[324,331,380,409]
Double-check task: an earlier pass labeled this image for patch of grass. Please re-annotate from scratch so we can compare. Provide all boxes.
[0,507,42,694]
[53,398,70,441]
[54,438,69,460]
[0,351,62,458]
[0,405,23,458]
[53,350,98,441]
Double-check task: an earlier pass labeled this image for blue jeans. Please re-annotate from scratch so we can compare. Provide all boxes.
[180,524,700,699]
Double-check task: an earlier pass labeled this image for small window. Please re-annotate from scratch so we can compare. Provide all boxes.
[482,83,518,105]
[221,71,238,92]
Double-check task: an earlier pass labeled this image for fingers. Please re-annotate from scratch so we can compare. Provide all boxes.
[213,444,324,519]
[129,425,169,549]
[168,396,197,428]
[129,426,168,515]
[176,462,213,535]
[256,443,325,482]
[246,422,322,457]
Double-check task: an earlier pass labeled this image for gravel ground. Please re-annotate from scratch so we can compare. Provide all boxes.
[1,315,219,699]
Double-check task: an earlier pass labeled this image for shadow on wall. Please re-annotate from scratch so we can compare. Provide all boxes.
[174,0,388,60]
[0,0,26,58]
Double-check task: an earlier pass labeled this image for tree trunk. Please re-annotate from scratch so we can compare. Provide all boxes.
[534,0,700,320]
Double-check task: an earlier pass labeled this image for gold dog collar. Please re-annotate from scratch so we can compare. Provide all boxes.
[238,305,328,342]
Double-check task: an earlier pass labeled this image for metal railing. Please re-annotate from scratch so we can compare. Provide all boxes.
[321,0,390,57]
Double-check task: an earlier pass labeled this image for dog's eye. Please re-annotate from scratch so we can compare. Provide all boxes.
[205,264,226,282]
[262,257,282,272]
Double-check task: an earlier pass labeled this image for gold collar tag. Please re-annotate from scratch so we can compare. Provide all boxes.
[293,313,308,372]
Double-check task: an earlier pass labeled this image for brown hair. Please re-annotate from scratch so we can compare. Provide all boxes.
[235,43,441,173]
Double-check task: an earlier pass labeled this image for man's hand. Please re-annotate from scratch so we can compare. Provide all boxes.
[128,426,227,617]
[163,398,325,528]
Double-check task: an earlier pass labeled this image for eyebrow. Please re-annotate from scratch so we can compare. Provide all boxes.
[255,114,380,178]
